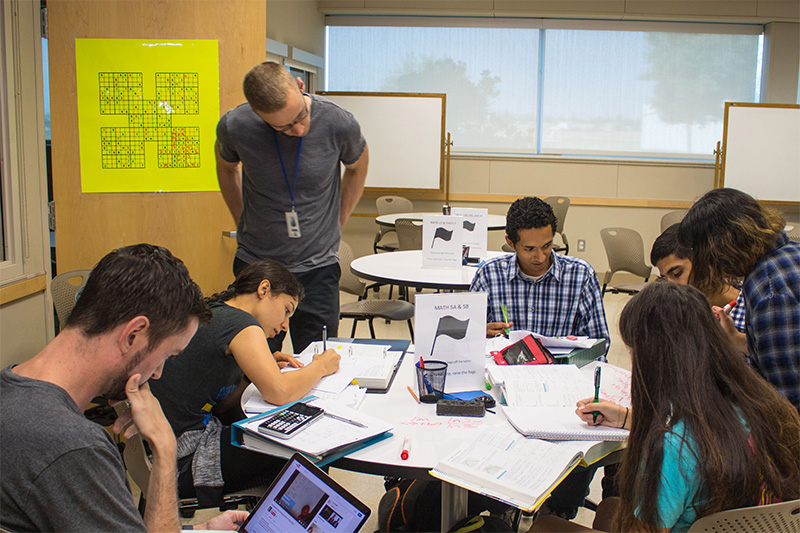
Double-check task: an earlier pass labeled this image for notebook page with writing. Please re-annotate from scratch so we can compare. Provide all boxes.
[502,406,629,441]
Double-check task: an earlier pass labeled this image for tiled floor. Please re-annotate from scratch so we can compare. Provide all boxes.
[130,289,635,532]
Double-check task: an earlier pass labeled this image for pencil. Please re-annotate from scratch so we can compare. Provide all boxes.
[407,385,421,404]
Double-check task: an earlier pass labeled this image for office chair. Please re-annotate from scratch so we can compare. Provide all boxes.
[50,269,92,326]
[122,429,266,518]
[374,196,414,253]
[687,498,800,532]
[660,210,687,233]
[599,227,652,296]
[785,220,800,242]
[339,241,414,340]
[543,196,570,254]
[395,218,423,251]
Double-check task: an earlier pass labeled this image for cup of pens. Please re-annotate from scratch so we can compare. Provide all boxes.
[415,360,448,403]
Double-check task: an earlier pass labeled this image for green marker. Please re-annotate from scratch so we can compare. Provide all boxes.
[500,304,510,335]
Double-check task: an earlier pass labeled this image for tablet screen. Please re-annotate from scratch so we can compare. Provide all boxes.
[239,454,370,533]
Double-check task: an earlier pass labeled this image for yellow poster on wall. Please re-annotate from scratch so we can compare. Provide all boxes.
[76,39,220,193]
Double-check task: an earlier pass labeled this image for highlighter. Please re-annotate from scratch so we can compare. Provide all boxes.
[500,304,510,335]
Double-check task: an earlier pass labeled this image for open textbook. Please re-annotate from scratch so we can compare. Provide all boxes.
[233,397,393,464]
[489,364,631,440]
[431,425,622,511]
[299,339,408,392]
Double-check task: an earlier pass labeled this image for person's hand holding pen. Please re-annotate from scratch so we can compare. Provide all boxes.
[711,300,748,354]
[576,398,631,430]
[486,321,513,337]
[312,349,341,376]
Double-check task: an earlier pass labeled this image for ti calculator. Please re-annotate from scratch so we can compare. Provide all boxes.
[257,402,324,439]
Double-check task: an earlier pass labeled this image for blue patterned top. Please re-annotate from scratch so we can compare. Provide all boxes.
[469,252,610,348]
[743,232,800,412]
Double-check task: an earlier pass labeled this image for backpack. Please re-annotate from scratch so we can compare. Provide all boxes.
[448,514,514,533]
[378,478,441,532]
[378,478,516,532]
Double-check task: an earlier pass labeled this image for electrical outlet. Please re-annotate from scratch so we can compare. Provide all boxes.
[577,239,586,252]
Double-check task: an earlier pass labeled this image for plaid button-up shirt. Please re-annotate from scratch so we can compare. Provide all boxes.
[743,232,800,412]
[470,252,610,348]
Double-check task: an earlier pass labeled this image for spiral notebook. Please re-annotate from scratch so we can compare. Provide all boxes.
[502,406,629,441]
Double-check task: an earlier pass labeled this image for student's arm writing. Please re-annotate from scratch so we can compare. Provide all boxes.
[575,398,631,430]
[228,326,340,405]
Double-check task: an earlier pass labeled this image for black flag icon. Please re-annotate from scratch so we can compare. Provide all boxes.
[431,227,454,248]
[463,220,476,232]
[431,315,470,353]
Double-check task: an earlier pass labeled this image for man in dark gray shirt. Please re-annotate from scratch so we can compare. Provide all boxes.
[216,61,369,353]
[0,244,245,532]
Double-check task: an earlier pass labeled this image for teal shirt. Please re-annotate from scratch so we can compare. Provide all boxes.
[652,420,701,531]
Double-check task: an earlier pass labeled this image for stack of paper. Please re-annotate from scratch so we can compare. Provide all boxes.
[233,398,393,464]
[298,341,404,391]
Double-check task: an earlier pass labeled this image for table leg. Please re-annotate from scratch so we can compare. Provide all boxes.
[441,482,468,532]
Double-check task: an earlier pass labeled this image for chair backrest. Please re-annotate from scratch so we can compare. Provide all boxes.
[50,269,92,324]
[543,196,570,235]
[338,241,367,297]
[785,220,800,242]
[376,196,414,216]
[123,432,153,498]
[687,499,800,532]
[395,218,423,250]
[661,210,688,233]
[600,228,652,279]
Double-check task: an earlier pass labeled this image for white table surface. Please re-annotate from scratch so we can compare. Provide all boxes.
[350,250,507,291]
[241,351,504,530]
[376,212,507,231]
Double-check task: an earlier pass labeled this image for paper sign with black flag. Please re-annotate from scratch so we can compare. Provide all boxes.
[451,207,488,260]
[415,292,486,391]
[422,215,463,268]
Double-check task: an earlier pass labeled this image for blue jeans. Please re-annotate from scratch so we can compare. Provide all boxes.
[233,257,340,354]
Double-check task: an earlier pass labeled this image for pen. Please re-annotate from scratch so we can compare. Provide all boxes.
[722,300,737,313]
[500,304,510,335]
[322,325,327,351]
[400,437,411,460]
[407,386,421,404]
[324,411,367,428]
[593,366,601,423]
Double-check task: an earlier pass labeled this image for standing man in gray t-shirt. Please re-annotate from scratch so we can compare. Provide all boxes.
[216,61,369,353]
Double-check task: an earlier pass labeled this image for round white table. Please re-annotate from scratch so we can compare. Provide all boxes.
[350,250,507,291]
[376,212,507,231]
[241,350,505,531]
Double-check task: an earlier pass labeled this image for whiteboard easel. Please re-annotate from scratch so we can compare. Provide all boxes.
[719,102,800,204]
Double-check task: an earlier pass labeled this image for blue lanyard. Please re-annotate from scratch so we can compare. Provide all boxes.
[273,130,303,209]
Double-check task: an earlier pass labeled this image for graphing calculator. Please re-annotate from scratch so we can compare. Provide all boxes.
[257,402,324,439]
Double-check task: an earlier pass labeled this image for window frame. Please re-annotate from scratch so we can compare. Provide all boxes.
[324,16,764,162]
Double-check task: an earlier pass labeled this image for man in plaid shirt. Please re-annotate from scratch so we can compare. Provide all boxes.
[680,188,800,413]
[470,196,610,348]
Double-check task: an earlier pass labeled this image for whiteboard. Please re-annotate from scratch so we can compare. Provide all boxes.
[721,103,800,204]
[318,92,445,191]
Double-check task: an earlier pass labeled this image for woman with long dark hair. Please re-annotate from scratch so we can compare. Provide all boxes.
[532,282,800,532]
[149,260,340,507]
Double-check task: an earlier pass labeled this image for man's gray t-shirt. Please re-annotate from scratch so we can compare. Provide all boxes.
[217,94,366,272]
[0,366,146,532]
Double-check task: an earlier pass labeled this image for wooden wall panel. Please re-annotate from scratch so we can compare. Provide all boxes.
[49,0,265,294]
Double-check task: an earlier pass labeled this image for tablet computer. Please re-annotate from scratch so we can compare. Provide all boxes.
[238,453,370,533]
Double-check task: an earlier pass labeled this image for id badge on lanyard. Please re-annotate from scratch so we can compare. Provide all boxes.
[274,131,304,239]
[285,209,301,238]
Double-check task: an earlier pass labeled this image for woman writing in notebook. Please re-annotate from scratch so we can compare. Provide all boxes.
[531,282,800,532]
[149,260,340,507]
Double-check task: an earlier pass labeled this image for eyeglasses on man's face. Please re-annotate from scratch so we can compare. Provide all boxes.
[267,97,309,133]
